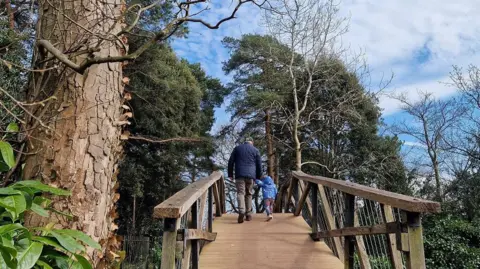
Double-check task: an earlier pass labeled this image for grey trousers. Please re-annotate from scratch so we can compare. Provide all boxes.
[235,178,253,215]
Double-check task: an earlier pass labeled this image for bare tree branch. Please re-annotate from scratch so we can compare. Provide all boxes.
[128,135,205,144]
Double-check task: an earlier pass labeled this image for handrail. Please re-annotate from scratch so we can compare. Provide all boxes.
[153,170,224,218]
[293,171,441,213]
[153,170,226,269]
[288,171,441,269]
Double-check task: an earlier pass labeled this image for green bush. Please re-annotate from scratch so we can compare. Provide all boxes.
[424,214,480,269]
[1,131,98,268]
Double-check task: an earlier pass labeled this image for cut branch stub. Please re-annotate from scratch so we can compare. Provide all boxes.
[120,131,130,140]
[123,92,132,100]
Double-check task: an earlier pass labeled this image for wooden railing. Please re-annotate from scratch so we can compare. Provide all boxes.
[287,171,441,269]
[153,171,226,269]
[154,170,440,269]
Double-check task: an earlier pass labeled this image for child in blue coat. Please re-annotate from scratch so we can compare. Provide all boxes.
[255,175,277,221]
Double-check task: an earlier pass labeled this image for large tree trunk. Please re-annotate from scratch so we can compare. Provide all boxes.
[5,0,14,29]
[264,109,276,183]
[23,0,126,267]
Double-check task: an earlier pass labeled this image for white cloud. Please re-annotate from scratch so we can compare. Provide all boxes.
[171,0,480,128]
[402,141,427,149]
[339,0,480,115]
[378,76,458,115]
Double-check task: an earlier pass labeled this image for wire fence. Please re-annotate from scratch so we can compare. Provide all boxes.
[122,236,151,269]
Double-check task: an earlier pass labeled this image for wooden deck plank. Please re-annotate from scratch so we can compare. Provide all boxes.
[199,214,343,269]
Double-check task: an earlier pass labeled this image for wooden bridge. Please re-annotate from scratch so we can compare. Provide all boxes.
[153,171,441,269]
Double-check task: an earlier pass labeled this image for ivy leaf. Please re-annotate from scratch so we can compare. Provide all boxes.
[50,231,85,254]
[55,229,101,250]
[31,203,49,217]
[12,180,71,196]
[32,236,67,252]
[41,249,70,268]
[36,260,54,269]
[74,254,93,269]
[0,187,22,196]
[0,141,15,168]
[6,123,19,133]
[21,190,33,210]
[0,223,25,235]
[0,245,17,269]
[0,194,27,220]
[33,196,52,207]
[16,242,43,269]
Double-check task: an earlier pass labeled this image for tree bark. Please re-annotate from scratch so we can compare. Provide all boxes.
[265,109,276,183]
[432,159,442,202]
[6,0,14,29]
[23,0,127,267]
[293,117,302,172]
[132,195,136,233]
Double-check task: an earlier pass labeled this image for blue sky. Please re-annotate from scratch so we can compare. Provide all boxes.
[172,0,480,148]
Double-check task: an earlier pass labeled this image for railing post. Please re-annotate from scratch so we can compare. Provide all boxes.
[310,182,318,234]
[208,186,213,233]
[318,185,344,261]
[344,194,355,269]
[354,212,371,269]
[382,205,403,269]
[160,218,180,269]
[405,212,426,269]
[212,182,222,217]
[191,200,199,269]
[286,177,298,213]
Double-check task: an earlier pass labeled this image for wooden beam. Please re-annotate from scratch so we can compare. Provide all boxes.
[383,205,403,269]
[298,180,313,218]
[212,182,222,217]
[181,210,192,268]
[398,233,409,252]
[185,191,209,267]
[286,177,298,213]
[161,218,180,269]
[220,179,226,214]
[154,171,223,218]
[311,182,318,234]
[405,212,426,269]
[318,185,344,261]
[293,171,441,213]
[344,194,355,269]
[354,212,371,269]
[191,201,199,269]
[311,221,405,239]
[295,182,312,216]
[208,187,213,233]
[177,229,218,242]
[197,192,208,252]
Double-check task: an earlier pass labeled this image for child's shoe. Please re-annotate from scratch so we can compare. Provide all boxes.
[267,214,273,221]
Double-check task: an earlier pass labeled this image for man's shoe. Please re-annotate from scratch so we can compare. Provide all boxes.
[245,215,252,221]
[238,213,245,223]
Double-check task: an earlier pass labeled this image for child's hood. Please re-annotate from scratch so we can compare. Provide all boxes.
[263,176,274,185]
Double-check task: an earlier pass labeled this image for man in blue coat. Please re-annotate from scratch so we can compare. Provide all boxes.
[228,137,262,223]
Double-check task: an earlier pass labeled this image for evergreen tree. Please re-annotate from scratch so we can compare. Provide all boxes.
[117,38,228,236]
